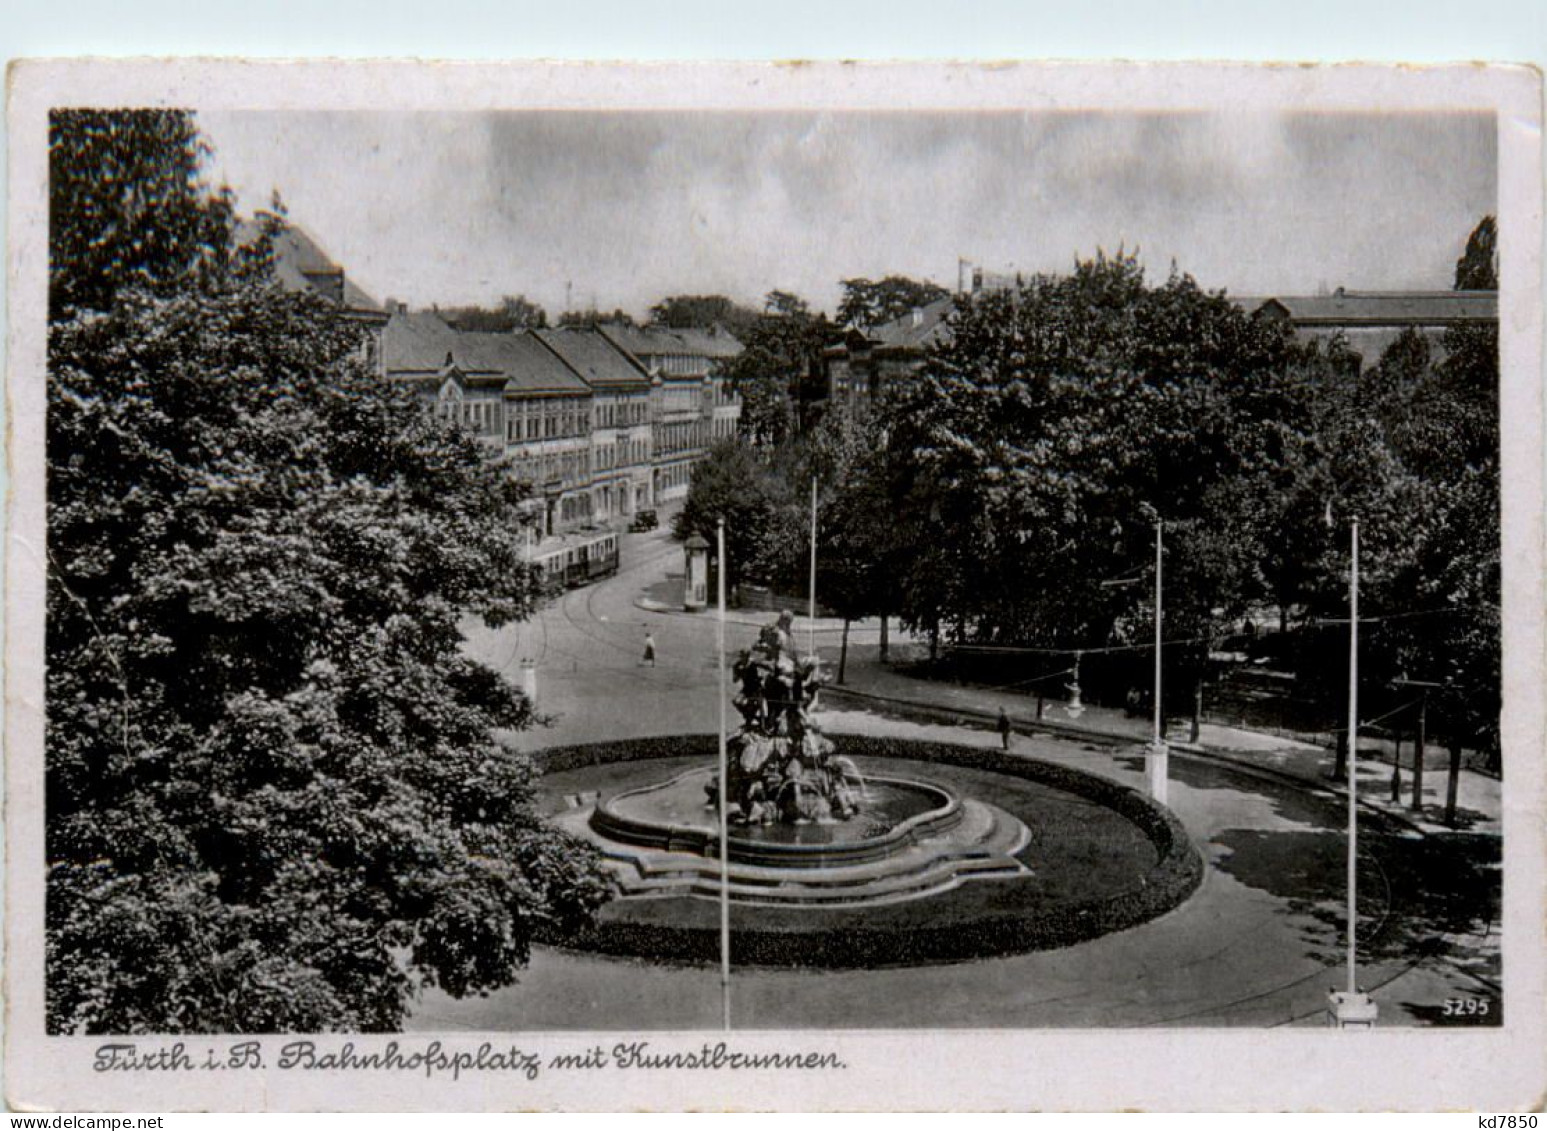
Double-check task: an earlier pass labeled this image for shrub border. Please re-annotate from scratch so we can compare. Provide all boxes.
[533,734,1204,968]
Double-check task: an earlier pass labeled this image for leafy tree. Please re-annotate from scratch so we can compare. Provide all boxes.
[1345,303,1500,761]
[647,294,760,337]
[49,109,239,319]
[439,294,548,332]
[46,110,609,1034]
[806,407,901,679]
[763,290,811,318]
[1454,215,1498,290]
[837,275,950,329]
[557,308,636,328]
[726,291,830,447]
[673,440,798,590]
[881,253,1300,658]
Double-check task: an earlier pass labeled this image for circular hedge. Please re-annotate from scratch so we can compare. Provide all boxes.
[532,735,1204,968]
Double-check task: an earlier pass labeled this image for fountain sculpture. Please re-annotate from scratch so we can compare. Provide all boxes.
[549,606,1197,944]
[708,610,866,824]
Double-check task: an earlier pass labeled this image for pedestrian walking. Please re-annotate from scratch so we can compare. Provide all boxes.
[997,707,1012,751]
[642,631,657,667]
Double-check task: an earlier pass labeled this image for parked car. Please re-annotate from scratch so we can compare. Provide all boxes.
[628,509,659,533]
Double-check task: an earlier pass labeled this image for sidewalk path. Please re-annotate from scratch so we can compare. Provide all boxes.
[632,561,1501,836]
[824,644,1502,838]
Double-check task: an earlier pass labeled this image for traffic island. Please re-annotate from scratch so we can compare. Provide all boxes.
[533,735,1204,967]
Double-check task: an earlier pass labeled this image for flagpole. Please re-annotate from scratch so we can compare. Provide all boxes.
[808,476,818,657]
[1153,520,1164,752]
[717,517,731,1031]
[1147,520,1168,804]
[1346,517,1360,998]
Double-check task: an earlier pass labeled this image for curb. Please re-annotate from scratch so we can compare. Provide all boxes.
[822,682,1135,748]
[633,595,877,635]
[536,734,1203,968]
[820,684,1471,841]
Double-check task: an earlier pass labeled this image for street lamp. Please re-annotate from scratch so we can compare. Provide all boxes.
[1102,516,1168,803]
[1329,516,1377,1029]
[1064,651,1085,719]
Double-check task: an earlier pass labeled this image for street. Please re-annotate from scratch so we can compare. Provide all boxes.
[415,528,1502,1031]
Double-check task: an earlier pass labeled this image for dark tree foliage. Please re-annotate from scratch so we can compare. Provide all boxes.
[1346,315,1500,755]
[880,252,1298,652]
[49,109,239,319]
[646,294,760,338]
[438,294,549,332]
[557,308,636,328]
[855,243,1498,757]
[672,440,803,590]
[46,110,610,1034]
[725,292,831,448]
[805,407,905,678]
[836,275,950,329]
[1454,215,1498,291]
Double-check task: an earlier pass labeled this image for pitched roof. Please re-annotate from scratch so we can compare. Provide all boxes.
[236,220,384,314]
[458,332,592,395]
[595,323,682,360]
[382,310,462,374]
[667,325,743,359]
[534,328,651,390]
[1244,290,1497,326]
[595,324,744,374]
[869,296,957,351]
[381,315,591,396]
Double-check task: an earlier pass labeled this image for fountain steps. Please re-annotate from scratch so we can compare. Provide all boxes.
[575,798,1034,908]
[610,853,1029,908]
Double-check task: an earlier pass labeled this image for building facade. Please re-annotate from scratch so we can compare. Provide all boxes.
[597,324,742,506]
[1239,288,1498,368]
[672,326,744,448]
[380,312,595,536]
[288,216,747,533]
[824,296,955,411]
[534,328,655,522]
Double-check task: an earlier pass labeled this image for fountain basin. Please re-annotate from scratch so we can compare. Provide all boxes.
[536,735,1203,966]
[590,767,965,868]
[563,762,1031,907]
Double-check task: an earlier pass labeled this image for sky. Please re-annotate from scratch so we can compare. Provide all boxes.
[198,109,1497,318]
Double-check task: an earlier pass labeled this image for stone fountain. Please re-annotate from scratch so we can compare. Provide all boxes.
[570,610,1034,906]
[710,609,863,825]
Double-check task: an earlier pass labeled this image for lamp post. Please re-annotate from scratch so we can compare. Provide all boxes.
[808,476,818,657]
[716,518,731,1031]
[1064,651,1085,719]
[1330,517,1377,1028]
[1146,521,1169,804]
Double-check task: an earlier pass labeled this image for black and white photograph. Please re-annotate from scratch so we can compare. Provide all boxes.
[5,60,1544,1112]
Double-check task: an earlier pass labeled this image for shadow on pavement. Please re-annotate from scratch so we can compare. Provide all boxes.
[1211,825,1501,1002]
[1122,752,1354,830]
[642,572,683,607]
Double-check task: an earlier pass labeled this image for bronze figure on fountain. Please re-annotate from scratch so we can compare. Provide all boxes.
[708,610,865,824]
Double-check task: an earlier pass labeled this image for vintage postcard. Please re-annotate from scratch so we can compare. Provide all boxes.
[6,60,1544,1111]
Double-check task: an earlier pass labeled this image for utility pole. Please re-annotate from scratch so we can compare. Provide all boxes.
[809,476,818,657]
[1330,517,1377,1027]
[1392,678,1442,814]
[1346,518,1359,998]
[716,518,731,1032]
[1147,521,1168,804]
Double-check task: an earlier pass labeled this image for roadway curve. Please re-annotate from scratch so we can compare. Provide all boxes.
[421,527,1501,1030]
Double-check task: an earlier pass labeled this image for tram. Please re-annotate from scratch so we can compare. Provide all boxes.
[531,531,620,596]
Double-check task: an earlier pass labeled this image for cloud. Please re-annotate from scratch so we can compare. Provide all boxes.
[197,109,1496,316]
